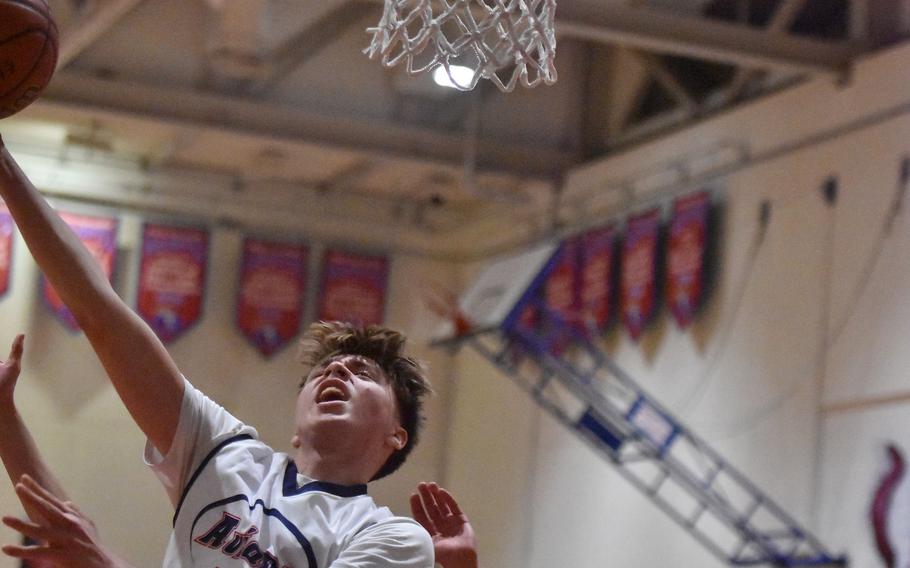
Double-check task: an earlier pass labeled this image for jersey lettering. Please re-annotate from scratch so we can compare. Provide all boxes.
[195,512,241,549]
[195,512,291,568]
[224,527,259,557]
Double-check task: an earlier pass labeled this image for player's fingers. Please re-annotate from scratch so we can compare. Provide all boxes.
[2,515,57,543]
[15,478,68,523]
[5,334,23,365]
[20,475,66,512]
[1,543,61,561]
[419,482,446,522]
[409,493,435,533]
[437,487,464,517]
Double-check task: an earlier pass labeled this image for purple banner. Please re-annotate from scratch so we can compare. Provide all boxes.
[667,192,710,328]
[540,238,582,353]
[138,224,209,343]
[0,203,12,299]
[42,212,119,331]
[579,225,616,334]
[318,250,388,326]
[620,209,661,341]
[237,238,308,357]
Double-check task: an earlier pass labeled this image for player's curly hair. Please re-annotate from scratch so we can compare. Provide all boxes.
[298,320,433,480]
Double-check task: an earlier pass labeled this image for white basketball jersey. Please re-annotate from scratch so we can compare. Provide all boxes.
[145,379,434,568]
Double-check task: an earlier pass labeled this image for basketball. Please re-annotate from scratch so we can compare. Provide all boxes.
[0,0,58,119]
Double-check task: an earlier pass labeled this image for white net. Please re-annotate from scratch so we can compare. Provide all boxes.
[364,0,558,93]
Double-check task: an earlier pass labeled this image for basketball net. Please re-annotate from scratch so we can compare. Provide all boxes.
[364,0,558,92]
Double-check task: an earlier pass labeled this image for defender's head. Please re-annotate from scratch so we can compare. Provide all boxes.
[294,321,432,481]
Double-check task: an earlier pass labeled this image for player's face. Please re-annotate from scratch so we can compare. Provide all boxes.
[294,354,406,461]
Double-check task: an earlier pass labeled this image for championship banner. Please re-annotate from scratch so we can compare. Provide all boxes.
[138,224,209,343]
[0,203,12,299]
[237,238,308,357]
[317,250,388,326]
[42,212,119,331]
[544,238,581,328]
[580,225,616,334]
[667,192,710,329]
[620,209,661,341]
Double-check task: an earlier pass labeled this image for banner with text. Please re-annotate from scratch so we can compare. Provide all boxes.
[43,212,119,331]
[317,250,388,326]
[667,192,710,329]
[237,238,308,357]
[544,238,581,329]
[580,225,617,335]
[540,238,581,352]
[138,224,209,343]
[621,209,661,341]
[0,203,12,299]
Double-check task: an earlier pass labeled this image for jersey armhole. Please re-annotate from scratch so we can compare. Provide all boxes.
[172,433,255,526]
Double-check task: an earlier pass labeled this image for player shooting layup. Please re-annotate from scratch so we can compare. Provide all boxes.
[0,135,438,567]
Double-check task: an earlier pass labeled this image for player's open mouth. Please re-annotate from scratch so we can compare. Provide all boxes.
[316,381,350,404]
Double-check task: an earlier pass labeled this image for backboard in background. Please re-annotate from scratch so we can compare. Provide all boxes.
[433,242,556,341]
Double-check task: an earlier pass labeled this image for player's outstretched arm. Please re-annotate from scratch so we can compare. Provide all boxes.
[0,334,69,519]
[0,338,135,567]
[0,137,183,455]
[410,482,479,568]
[2,475,134,568]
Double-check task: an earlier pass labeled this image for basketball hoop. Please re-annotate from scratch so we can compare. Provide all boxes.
[423,281,474,338]
[364,0,558,93]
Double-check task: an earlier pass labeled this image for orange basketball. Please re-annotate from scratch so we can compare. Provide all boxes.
[0,0,58,119]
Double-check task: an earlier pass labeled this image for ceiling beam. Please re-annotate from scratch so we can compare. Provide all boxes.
[251,0,373,95]
[39,71,573,180]
[634,52,697,110]
[58,0,147,68]
[724,0,810,101]
[555,4,861,75]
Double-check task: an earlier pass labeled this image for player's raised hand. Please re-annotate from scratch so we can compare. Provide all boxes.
[1,475,132,568]
[410,482,478,568]
[0,334,24,408]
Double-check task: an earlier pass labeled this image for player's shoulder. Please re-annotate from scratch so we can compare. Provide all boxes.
[354,514,434,549]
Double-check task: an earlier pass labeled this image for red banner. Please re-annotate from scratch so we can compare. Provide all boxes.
[620,209,661,341]
[544,238,581,328]
[317,250,388,326]
[137,224,209,343]
[0,203,12,299]
[667,192,710,328]
[42,212,119,331]
[579,225,616,334]
[237,238,308,357]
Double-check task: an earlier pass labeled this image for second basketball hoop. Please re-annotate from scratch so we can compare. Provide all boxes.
[365,0,558,93]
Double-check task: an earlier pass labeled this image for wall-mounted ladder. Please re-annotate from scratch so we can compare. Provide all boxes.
[438,245,846,567]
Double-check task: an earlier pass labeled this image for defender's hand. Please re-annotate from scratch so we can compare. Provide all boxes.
[1,475,131,568]
[410,482,478,568]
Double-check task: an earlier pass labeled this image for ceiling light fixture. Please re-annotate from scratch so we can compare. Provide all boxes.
[433,65,474,90]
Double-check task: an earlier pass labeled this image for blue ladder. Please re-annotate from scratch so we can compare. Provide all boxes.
[439,246,847,567]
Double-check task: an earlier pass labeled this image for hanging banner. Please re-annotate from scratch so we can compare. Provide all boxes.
[237,238,308,357]
[317,250,388,326]
[544,238,581,328]
[620,209,661,341]
[42,212,119,331]
[138,224,209,343]
[667,192,710,329]
[580,225,616,334]
[0,203,12,299]
[540,238,581,353]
